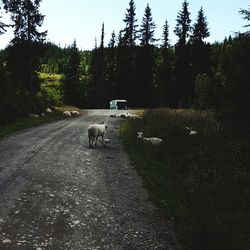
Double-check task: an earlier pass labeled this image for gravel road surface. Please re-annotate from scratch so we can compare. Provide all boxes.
[0,109,180,250]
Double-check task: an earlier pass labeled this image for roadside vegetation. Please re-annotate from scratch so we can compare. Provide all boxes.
[120,108,250,250]
[0,104,81,139]
[0,69,81,138]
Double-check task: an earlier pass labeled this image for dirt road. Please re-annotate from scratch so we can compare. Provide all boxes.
[0,110,180,250]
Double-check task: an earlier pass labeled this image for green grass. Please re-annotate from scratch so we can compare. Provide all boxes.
[0,105,81,139]
[0,116,61,139]
[120,108,250,250]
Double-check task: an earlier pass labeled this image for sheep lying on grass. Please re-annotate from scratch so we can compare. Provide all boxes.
[46,108,53,114]
[71,111,80,117]
[185,127,197,135]
[88,123,108,148]
[63,111,72,117]
[110,112,142,119]
[29,114,39,118]
[137,132,163,145]
[63,110,80,118]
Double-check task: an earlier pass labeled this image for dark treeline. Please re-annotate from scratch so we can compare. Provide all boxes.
[1,0,250,126]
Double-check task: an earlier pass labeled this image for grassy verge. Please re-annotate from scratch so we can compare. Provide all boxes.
[0,105,81,139]
[120,108,250,250]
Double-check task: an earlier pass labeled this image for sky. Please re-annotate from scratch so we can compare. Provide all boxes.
[0,0,249,50]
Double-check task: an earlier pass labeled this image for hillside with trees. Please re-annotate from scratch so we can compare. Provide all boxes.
[0,0,249,125]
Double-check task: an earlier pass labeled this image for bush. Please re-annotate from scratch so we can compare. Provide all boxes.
[38,72,64,108]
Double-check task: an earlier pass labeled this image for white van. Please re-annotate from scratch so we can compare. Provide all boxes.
[110,99,128,110]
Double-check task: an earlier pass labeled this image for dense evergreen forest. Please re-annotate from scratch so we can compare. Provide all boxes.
[0,0,250,126]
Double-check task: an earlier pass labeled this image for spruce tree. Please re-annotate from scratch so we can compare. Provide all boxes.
[174,0,191,47]
[139,3,157,46]
[116,0,138,106]
[3,0,47,95]
[154,19,174,107]
[173,0,193,107]
[100,22,105,49]
[190,7,210,75]
[136,3,157,107]
[3,0,47,43]
[161,19,170,63]
[121,0,138,47]
[162,19,170,49]
[106,31,117,99]
[239,6,250,29]
[88,23,106,108]
[63,40,81,107]
[190,7,209,44]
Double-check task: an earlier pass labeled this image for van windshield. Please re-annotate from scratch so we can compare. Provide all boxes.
[117,101,127,109]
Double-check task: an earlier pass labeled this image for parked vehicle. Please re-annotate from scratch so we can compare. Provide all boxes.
[110,99,128,110]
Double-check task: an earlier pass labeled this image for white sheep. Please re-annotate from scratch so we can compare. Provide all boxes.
[185,127,197,135]
[46,108,53,114]
[29,113,39,118]
[117,112,142,119]
[127,113,142,119]
[63,111,72,117]
[88,123,108,148]
[137,132,163,145]
[71,110,80,117]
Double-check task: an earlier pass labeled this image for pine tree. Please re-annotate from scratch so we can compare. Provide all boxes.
[190,7,209,44]
[106,31,117,99]
[63,40,81,107]
[173,0,193,107]
[154,20,174,107]
[162,19,170,50]
[161,19,170,64]
[88,23,107,108]
[239,6,250,29]
[121,0,138,47]
[108,31,116,48]
[139,4,157,46]
[135,3,157,107]
[3,0,47,43]
[4,0,47,95]
[190,7,211,75]
[116,0,139,106]
[100,22,105,49]
[174,0,191,47]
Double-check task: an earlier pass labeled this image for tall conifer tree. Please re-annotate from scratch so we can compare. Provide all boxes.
[116,0,138,105]
[155,19,174,107]
[239,6,250,29]
[3,0,47,43]
[174,0,191,47]
[136,3,157,107]
[63,40,81,107]
[3,0,47,95]
[173,0,193,107]
[190,7,210,75]
[139,3,157,46]
[121,0,138,47]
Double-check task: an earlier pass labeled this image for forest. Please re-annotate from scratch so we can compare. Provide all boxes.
[0,0,250,127]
